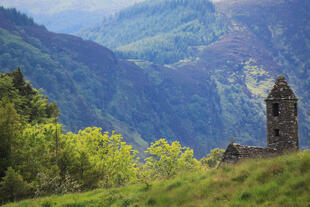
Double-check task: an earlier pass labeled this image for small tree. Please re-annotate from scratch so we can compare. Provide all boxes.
[61,128,138,188]
[10,123,61,182]
[144,139,199,178]
[200,148,225,168]
[0,101,21,178]
[0,167,32,203]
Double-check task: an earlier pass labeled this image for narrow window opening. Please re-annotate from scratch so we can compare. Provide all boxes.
[273,103,279,116]
[294,103,297,117]
[274,129,280,137]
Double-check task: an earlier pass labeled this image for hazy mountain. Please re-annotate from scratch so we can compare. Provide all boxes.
[0,0,144,33]
[77,0,227,64]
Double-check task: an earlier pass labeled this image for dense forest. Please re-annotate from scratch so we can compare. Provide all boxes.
[78,0,227,64]
[0,69,223,204]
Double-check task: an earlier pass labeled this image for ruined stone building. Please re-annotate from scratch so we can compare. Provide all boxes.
[221,75,299,163]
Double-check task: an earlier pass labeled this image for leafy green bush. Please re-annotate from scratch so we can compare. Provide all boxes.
[10,123,62,182]
[200,148,225,168]
[144,138,200,178]
[0,167,32,204]
[61,128,139,188]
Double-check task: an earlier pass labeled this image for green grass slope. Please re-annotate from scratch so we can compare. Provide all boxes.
[5,151,310,207]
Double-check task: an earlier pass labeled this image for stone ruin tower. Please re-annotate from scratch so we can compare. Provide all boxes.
[220,75,299,164]
[265,75,298,151]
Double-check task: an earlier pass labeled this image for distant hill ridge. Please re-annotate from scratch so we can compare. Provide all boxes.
[77,0,227,64]
[0,7,40,27]
[0,0,144,33]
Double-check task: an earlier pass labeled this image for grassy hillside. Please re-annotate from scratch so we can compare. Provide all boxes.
[4,151,310,207]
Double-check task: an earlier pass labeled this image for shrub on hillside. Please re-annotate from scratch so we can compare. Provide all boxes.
[0,167,32,204]
[35,167,81,197]
[200,148,225,168]
[60,128,139,189]
[144,138,200,179]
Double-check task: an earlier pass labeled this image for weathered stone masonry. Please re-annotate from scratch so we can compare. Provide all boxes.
[221,75,299,164]
[266,75,298,151]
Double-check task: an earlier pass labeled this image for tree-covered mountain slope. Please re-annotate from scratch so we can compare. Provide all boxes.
[220,0,310,145]
[78,0,310,149]
[77,0,227,64]
[0,7,149,151]
[1,0,309,158]
[177,0,310,147]
[0,7,227,157]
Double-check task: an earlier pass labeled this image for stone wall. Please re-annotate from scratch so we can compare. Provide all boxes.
[220,143,278,164]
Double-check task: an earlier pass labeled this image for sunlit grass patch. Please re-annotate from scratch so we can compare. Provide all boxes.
[5,151,310,207]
